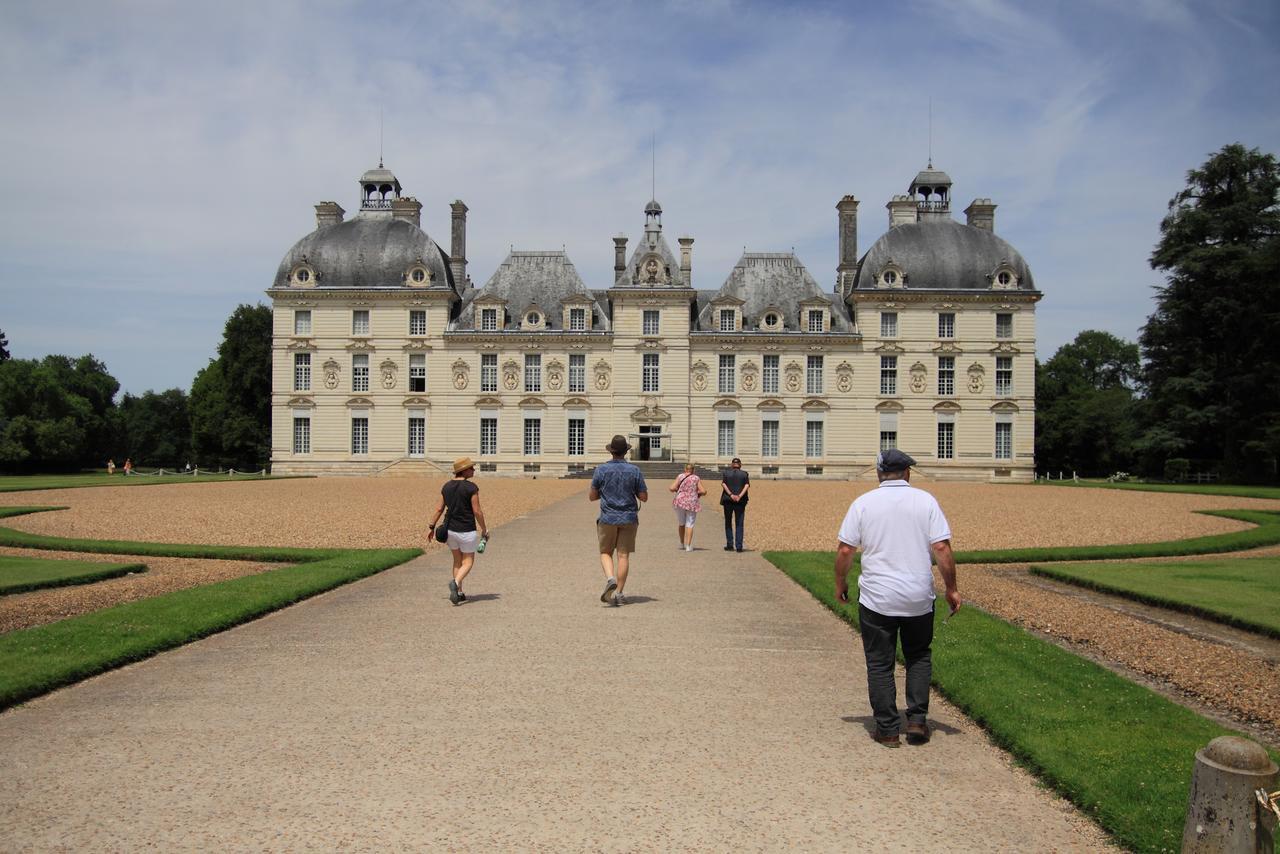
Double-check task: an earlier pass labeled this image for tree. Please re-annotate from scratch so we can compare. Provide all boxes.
[0,355,120,471]
[0,329,9,362]
[1140,143,1280,481]
[119,389,191,466]
[1036,331,1141,476]
[189,304,272,469]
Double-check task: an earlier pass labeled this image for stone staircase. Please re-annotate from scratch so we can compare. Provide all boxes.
[375,458,453,477]
[563,461,723,481]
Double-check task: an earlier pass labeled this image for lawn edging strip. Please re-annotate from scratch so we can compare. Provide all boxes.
[1040,480,1280,501]
[0,556,147,595]
[0,473,313,493]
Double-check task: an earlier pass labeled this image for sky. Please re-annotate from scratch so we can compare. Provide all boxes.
[1,0,1278,396]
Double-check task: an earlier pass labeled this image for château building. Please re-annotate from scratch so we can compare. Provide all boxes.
[269,162,1040,479]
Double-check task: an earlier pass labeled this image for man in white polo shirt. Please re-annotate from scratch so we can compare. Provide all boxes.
[834,449,960,747]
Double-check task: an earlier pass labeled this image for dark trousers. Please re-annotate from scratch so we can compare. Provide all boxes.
[858,603,934,735]
[723,503,745,549]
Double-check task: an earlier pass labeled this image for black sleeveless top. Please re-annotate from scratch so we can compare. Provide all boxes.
[442,479,479,532]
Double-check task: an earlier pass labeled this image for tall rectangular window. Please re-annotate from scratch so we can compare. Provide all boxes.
[481,308,498,331]
[523,418,541,455]
[806,355,824,394]
[409,354,426,392]
[567,418,585,456]
[294,310,311,336]
[352,354,369,392]
[569,307,587,331]
[763,354,779,394]
[806,421,824,458]
[524,354,541,392]
[479,417,497,455]
[996,357,1013,396]
[717,419,736,457]
[408,415,425,456]
[995,422,1013,459]
[718,355,735,394]
[880,356,897,395]
[292,416,310,454]
[409,310,427,336]
[807,310,824,333]
[938,356,955,395]
[351,417,369,455]
[568,354,585,393]
[880,312,898,338]
[642,353,660,392]
[880,430,897,451]
[761,420,779,457]
[719,309,735,332]
[480,354,497,392]
[353,310,370,336]
[643,310,660,335]
[996,312,1013,339]
[293,353,311,391]
[937,421,954,460]
[938,312,955,339]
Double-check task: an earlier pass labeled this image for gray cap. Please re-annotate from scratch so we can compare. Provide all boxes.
[876,449,916,473]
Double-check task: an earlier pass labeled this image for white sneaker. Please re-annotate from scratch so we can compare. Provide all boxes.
[685,545,694,552]
[613,591,627,606]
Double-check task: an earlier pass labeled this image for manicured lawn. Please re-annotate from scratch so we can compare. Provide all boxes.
[763,550,1279,854]
[1032,557,1280,637]
[0,472,307,493]
[0,555,146,595]
[1047,479,1280,501]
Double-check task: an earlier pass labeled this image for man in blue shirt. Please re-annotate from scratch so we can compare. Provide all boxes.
[589,435,649,606]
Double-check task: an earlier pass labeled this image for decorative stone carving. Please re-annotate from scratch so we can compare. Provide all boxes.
[452,359,470,390]
[593,360,611,391]
[836,360,854,393]
[546,359,564,391]
[323,359,340,390]
[691,360,709,392]
[967,363,985,394]
[909,362,927,394]
[502,359,520,391]
[380,359,398,390]
[637,254,670,285]
[784,360,803,393]
[741,360,758,392]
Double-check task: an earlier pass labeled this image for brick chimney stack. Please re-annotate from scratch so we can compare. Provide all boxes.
[836,195,859,288]
[613,235,628,283]
[315,201,345,228]
[964,198,996,231]
[678,236,694,287]
[450,201,468,285]
[390,196,422,228]
[887,195,916,229]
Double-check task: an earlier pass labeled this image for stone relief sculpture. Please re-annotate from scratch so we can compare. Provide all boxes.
[740,360,758,392]
[691,360,709,392]
[836,361,854,393]
[909,362,927,394]
[784,360,803,393]
[451,359,469,390]
[593,360,611,391]
[380,359,398,390]
[502,359,520,391]
[546,359,564,391]
[323,359,340,390]
[967,363,985,394]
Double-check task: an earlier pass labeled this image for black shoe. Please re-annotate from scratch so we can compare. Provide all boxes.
[873,730,901,748]
[448,580,460,606]
[735,547,744,552]
[457,591,467,603]
[724,545,734,551]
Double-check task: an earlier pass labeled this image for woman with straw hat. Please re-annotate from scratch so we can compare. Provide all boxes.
[429,456,489,606]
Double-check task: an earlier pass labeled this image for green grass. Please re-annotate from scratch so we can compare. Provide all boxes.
[1032,557,1280,638]
[0,472,309,493]
[763,550,1279,853]
[1045,479,1280,500]
[0,555,147,595]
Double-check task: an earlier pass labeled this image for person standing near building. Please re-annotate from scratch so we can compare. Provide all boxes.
[833,449,960,747]
[590,435,648,606]
[720,457,749,552]
[428,456,489,606]
[669,463,707,552]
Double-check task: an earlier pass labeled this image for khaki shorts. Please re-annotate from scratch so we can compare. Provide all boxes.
[597,522,638,554]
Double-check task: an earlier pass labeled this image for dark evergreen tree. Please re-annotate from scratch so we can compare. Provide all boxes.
[119,389,192,467]
[1140,143,1280,480]
[189,304,272,469]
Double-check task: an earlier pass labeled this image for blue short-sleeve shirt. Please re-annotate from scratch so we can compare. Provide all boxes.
[591,459,648,525]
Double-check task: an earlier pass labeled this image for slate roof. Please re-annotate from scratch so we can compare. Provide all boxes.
[696,252,853,332]
[456,251,610,331]
[852,219,1036,292]
[272,214,456,292]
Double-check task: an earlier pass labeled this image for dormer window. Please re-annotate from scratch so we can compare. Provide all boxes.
[481,307,499,331]
[291,264,316,287]
[763,312,781,330]
[407,265,430,286]
[521,308,547,331]
[876,263,905,289]
[526,311,541,326]
[569,307,587,331]
[719,309,736,332]
[991,264,1019,290]
[807,310,825,333]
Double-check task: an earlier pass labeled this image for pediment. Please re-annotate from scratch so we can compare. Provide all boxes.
[989,401,1020,413]
[874,343,906,355]
[285,339,314,351]
[708,295,747,307]
[932,342,963,354]
[798,295,832,306]
[800,399,830,411]
[756,398,786,411]
[472,294,508,306]
[561,294,594,306]
[711,398,742,410]
[933,401,962,413]
[561,397,592,408]
[401,396,431,407]
[286,396,315,408]
[989,343,1021,355]
[402,341,433,352]
[518,396,548,408]
[473,396,504,408]
[345,340,375,352]
[875,400,904,412]
[346,397,375,408]
[630,404,672,422]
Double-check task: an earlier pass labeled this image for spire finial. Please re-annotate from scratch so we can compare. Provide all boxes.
[651,131,655,201]
[379,107,384,168]
[928,97,932,169]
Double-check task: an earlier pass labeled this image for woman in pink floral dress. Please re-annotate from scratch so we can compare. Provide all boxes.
[669,464,708,552]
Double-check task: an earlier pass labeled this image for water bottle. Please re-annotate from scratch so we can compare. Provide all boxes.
[476,534,488,554]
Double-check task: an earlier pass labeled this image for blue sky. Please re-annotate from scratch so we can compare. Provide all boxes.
[2,0,1278,395]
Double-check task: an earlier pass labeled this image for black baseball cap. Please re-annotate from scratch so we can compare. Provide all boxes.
[876,449,916,473]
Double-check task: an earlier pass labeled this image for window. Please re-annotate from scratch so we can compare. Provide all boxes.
[718,355,735,394]
[409,354,426,392]
[524,354,541,392]
[995,422,1012,459]
[481,308,499,332]
[806,421,824,458]
[996,312,1013,339]
[806,355,823,395]
[763,355,779,394]
[351,417,369,455]
[719,309,735,332]
[880,430,897,451]
[568,418,585,456]
[807,310,824,333]
[408,415,425,456]
[523,418,541,455]
[569,307,587,331]
[643,310,660,335]
[880,312,898,338]
[480,354,497,392]
[764,312,780,329]
[293,353,311,391]
[996,271,1013,287]
[525,311,541,327]
[292,416,310,454]
[410,267,427,284]
[996,357,1013,396]
[409,310,426,336]
[352,354,369,392]
[880,356,897,395]
[568,354,585,393]
[294,310,311,336]
[938,312,955,339]
[761,420,779,458]
[881,270,898,286]
[480,417,497,456]
[717,419,736,457]
[353,310,370,336]
[642,353,660,392]
[937,422,954,460]
[938,356,955,395]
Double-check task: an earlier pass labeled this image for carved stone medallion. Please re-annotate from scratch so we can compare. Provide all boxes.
[452,359,469,390]
[380,359,398,390]
[909,362,927,394]
[594,360,612,391]
[323,358,340,390]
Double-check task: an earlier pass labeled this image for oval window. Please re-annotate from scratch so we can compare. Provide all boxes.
[411,268,426,283]
[997,271,1012,286]
[295,268,311,284]
[526,312,541,326]
[764,313,779,328]
[883,270,898,285]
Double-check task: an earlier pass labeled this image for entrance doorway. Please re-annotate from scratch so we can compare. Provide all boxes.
[637,425,663,461]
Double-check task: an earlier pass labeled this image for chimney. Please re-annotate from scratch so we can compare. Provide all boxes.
[315,201,345,228]
[450,200,468,285]
[678,236,694,287]
[964,198,996,231]
[390,196,422,228]
[613,234,628,283]
[887,195,916,229]
[836,195,859,274]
